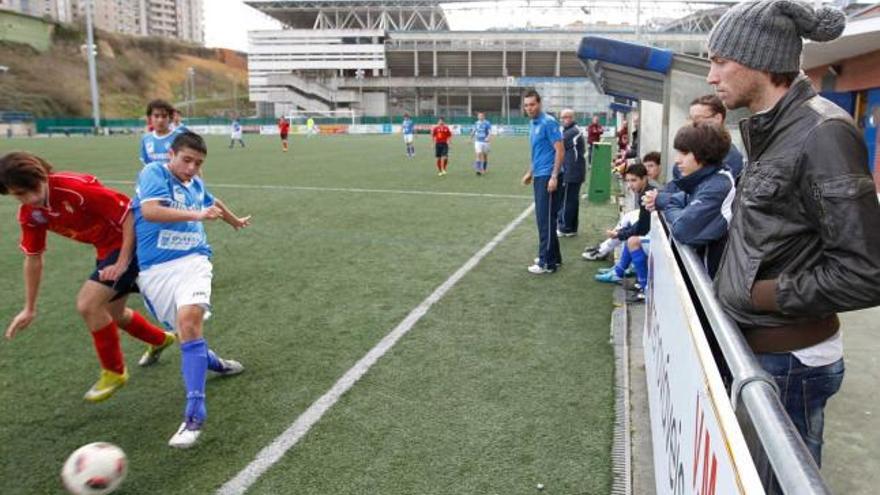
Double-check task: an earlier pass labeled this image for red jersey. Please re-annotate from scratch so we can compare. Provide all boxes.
[18,173,131,260]
[432,124,452,144]
[279,120,290,135]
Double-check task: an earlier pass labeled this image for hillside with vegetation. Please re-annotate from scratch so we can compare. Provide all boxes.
[0,24,251,118]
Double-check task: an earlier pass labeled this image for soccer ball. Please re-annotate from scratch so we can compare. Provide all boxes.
[61,442,127,495]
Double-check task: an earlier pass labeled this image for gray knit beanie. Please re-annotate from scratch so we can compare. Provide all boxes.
[708,0,846,73]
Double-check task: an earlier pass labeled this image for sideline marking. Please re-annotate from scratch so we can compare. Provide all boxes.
[215,204,535,495]
[105,180,531,200]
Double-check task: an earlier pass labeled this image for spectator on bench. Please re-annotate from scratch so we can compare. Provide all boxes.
[583,152,662,262]
[593,163,654,303]
[644,122,735,278]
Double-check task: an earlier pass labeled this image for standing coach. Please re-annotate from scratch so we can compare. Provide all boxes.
[521,90,565,274]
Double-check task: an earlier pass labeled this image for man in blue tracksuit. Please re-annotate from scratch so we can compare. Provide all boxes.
[644,122,736,278]
[674,94,744,180]
[557,109,586,236]
[521,90,565,274]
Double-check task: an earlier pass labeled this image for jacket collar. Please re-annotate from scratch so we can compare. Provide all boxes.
[673,164,721,193]
[563,121,578,130]
[740,74,816,160]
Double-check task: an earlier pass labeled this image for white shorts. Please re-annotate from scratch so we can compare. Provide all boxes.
[403,134,414,144]
[138,254,213,331]
[474,142,490,154]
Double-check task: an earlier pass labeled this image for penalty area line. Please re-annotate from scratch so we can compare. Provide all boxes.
[215,203,535,495]
[104,180,531,200]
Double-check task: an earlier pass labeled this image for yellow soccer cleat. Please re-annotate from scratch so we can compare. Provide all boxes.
[84,368,129,403]
[138,332,176,367]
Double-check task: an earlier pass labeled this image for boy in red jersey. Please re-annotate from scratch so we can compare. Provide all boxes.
[278,117,291,152]
[431,117,452,176]
[0,152,175,402]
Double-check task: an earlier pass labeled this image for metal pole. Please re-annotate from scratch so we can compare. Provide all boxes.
[636,0,642,41]
[85,0,101,133]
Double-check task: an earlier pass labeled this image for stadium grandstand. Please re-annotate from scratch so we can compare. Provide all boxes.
[244,0,748,119]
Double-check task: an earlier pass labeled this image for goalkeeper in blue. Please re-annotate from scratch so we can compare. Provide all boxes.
[132,131,251,448]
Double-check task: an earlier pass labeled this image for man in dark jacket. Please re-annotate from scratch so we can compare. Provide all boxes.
[708,0,880,469]
[557,109,586,236]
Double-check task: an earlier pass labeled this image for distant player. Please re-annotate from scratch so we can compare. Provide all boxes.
[471,112,492,175]
[432,117,452,176]
[229,119,245,148]
[132,131,250,448]
[0,152,175,402]
[140,99,182,166]
[306,117,317,138]
[402,113,415,158]
[170,109,187,132]
[278,117,291,152]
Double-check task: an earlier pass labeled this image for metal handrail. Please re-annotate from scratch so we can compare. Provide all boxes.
[670,228,832,495]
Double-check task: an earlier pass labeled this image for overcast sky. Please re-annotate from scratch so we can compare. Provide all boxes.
[203,0,720,52]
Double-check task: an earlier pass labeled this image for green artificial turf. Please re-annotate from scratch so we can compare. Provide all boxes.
[0,134,617,494]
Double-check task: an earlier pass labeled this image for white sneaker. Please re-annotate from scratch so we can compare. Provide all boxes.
[168,420,203,449]
[527,264,555,274]
[214,358,244,377]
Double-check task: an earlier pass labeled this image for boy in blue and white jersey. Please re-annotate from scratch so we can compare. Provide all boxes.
[132,131,251,449]
[471,113,492,175]
[229,119,245,148]
[140,100,183,166]
[402,113,415,158]
[170,108,187,133]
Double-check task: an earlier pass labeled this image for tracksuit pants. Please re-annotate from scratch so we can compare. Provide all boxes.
[533,176,562,269]
[557,181,582,234]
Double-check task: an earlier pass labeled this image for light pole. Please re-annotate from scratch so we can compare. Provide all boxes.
[84,0,101,133]
[187,67,195,118]
[355,68,365,122]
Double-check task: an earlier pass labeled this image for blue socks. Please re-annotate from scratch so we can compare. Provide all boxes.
[180,338,208,423]
[631,247,648,288]
[206,349,224,372]
[615,244,631,278]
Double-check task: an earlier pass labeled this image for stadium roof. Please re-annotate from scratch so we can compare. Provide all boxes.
[803,14,880,69]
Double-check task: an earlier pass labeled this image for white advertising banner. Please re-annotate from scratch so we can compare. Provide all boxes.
[644,214,764,495]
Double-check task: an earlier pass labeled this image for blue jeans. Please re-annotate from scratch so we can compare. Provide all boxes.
[533,176,561,269]
[755,353,845,467]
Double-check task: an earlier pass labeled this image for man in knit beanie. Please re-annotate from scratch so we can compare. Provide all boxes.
[707,0,880,481]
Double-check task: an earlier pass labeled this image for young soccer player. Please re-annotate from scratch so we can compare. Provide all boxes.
[432,117,452,176]
[132,131,250,448]
[140,99,182,166]
[402,113,415,158]
[278,117,291,152]
[471,112,492,175]
[229,119,245,148]
[170,109,187,133]
[0,152,176,402]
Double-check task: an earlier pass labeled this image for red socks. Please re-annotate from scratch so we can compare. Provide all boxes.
[436,159,443,171]
[120,311,167,346]
[91,322,125,374]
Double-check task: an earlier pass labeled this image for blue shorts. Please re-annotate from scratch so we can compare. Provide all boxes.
[89,249,140,301]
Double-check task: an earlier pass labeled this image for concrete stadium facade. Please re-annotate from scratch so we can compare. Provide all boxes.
[245,0,711,118]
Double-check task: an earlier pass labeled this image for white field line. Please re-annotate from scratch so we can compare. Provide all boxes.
[103,180,531,200]
[215,203,535,495]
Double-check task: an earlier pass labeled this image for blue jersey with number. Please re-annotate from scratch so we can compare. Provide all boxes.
[132,163,215,270]
[402,119,414,135]
[473,120,491,143]
[140,129,182,166]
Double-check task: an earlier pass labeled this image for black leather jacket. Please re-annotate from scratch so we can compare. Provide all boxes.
[714,76,880,332]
